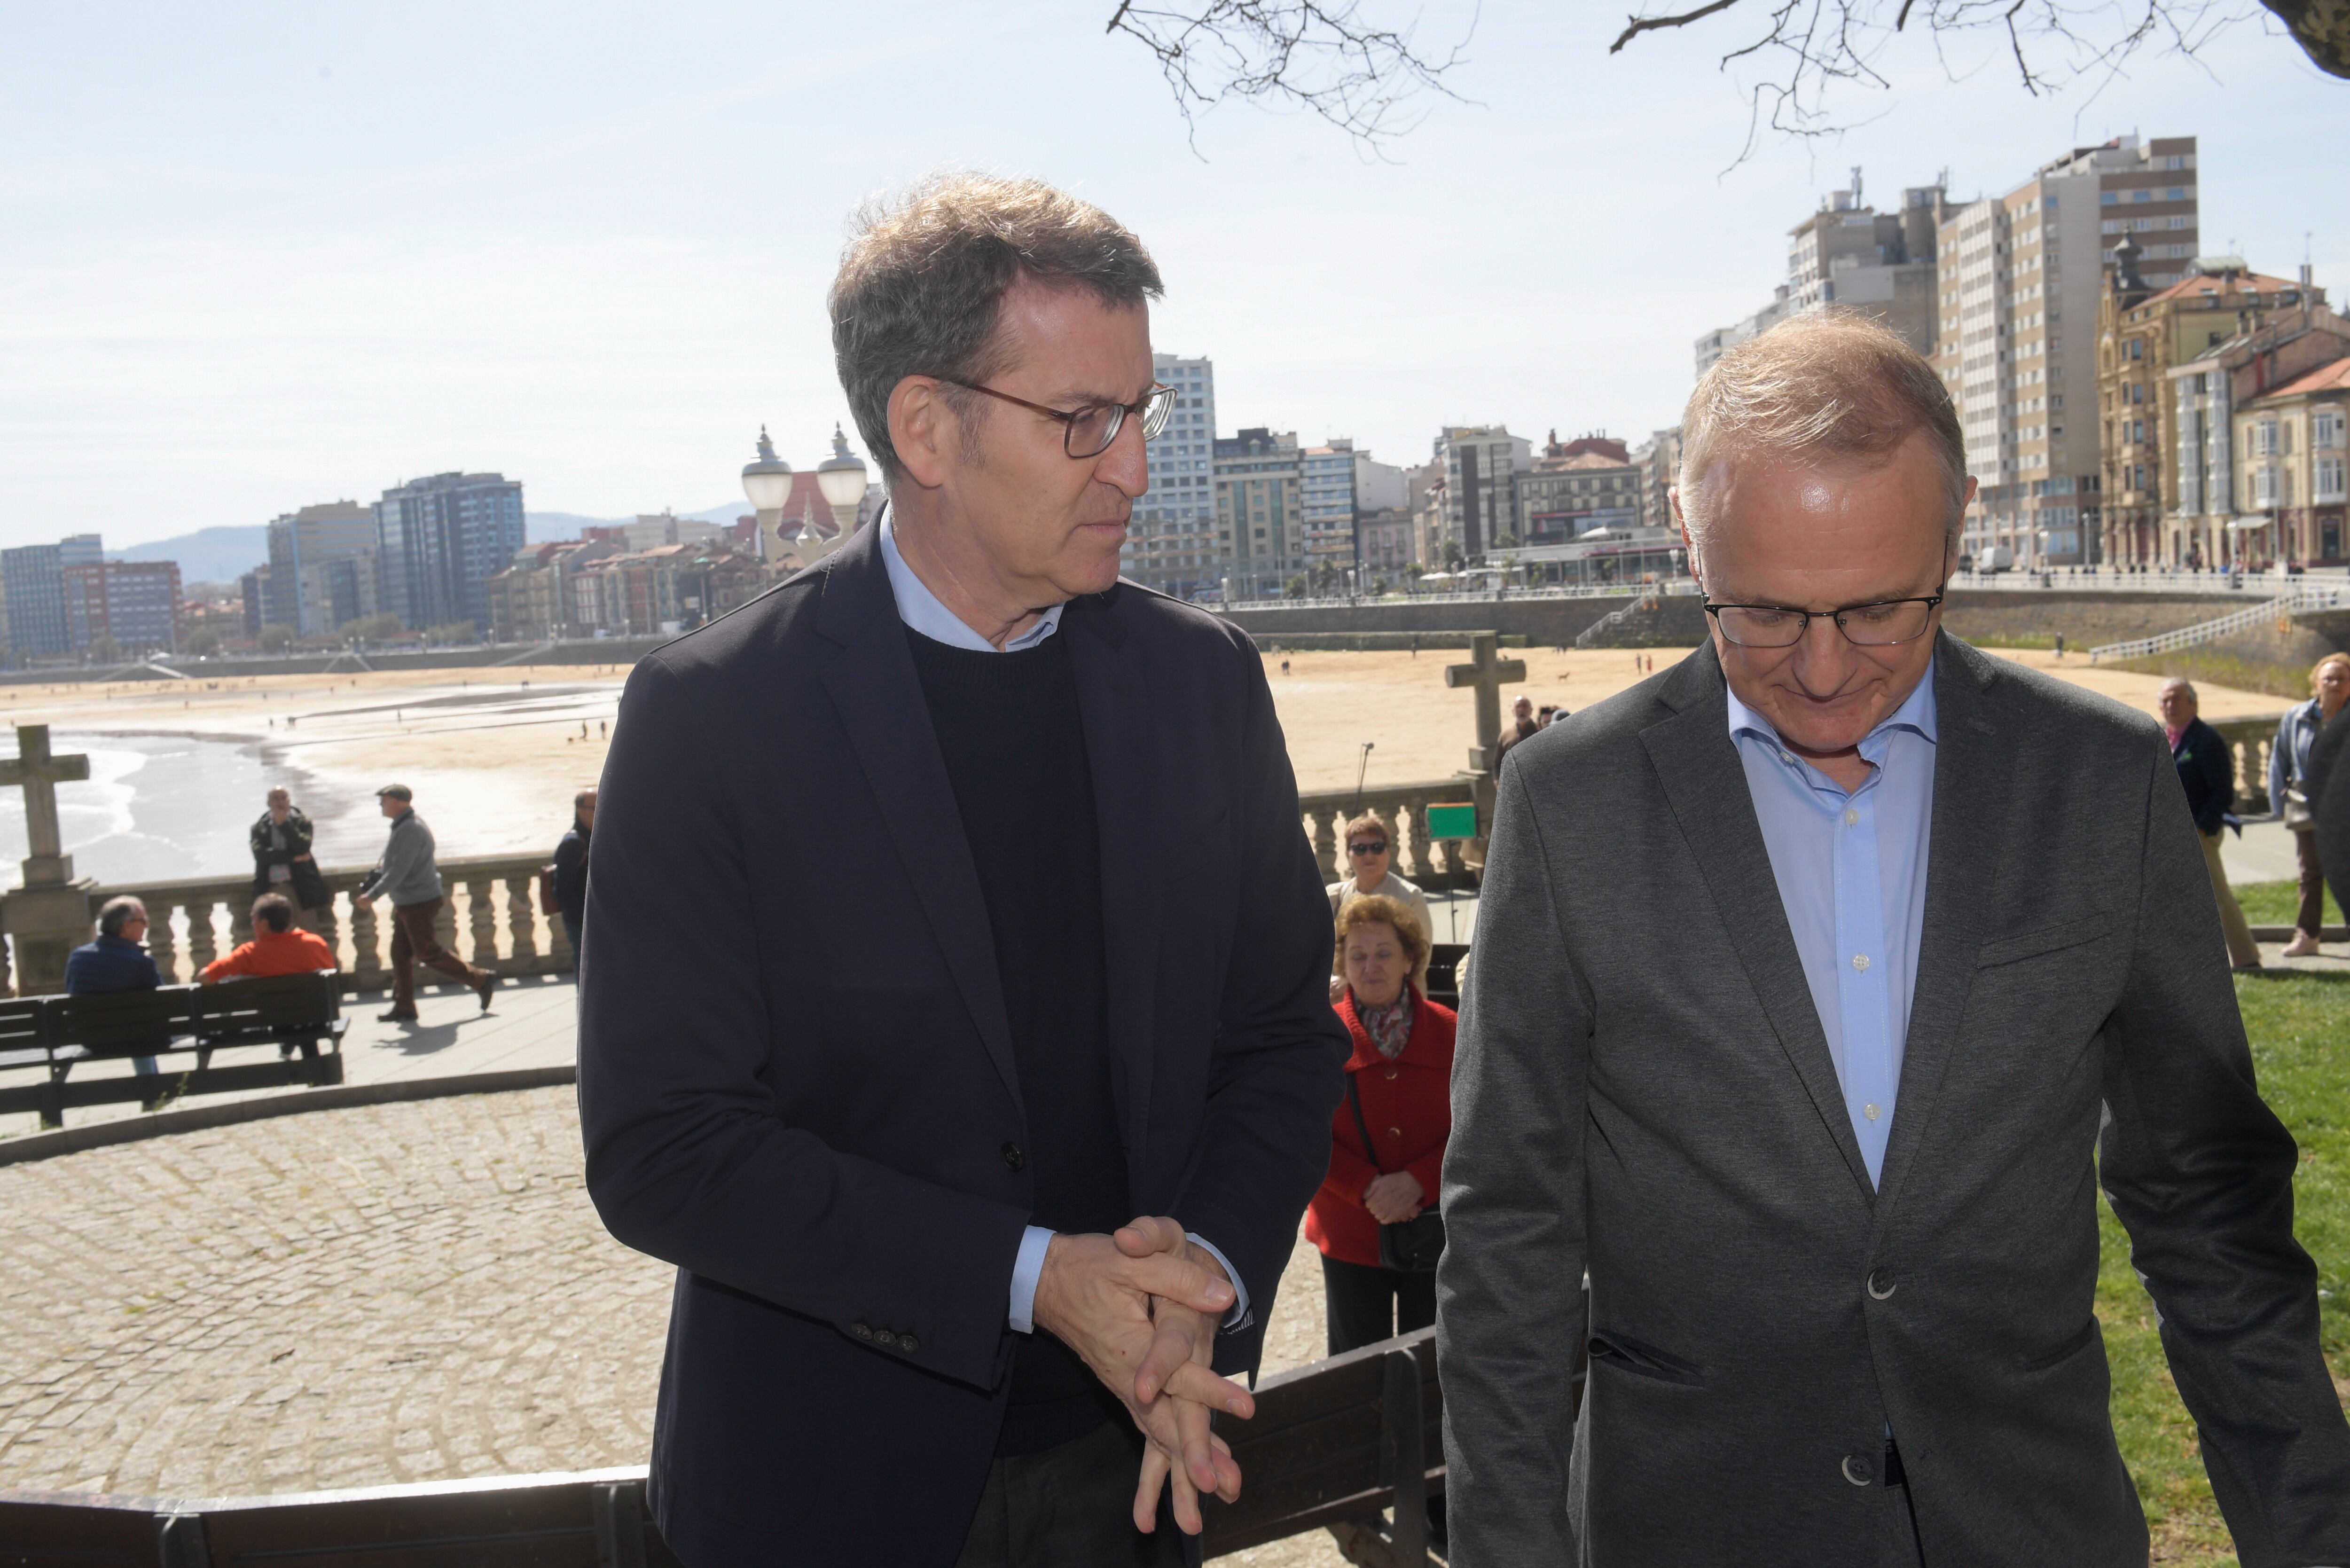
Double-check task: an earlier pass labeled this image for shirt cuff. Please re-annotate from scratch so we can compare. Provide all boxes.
[1186,1232,1253,1333]
[1007,1225,1055,1335]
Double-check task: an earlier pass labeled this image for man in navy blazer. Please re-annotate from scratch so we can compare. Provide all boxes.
[578,173,1348,1566]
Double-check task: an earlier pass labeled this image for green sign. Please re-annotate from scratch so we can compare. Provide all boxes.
[1426,802,1479,841]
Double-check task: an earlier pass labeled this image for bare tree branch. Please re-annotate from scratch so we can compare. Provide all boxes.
[1106,0,1473,154]
[1611,0,1746,55]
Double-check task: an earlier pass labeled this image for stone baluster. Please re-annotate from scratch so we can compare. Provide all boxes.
[548,895,575,970]
[186,900,220,977]
[506,874,539,969]
[1404,800,1437,883]
[0,932,14,998]
[350,898,386,990]
[228,896,254,949]
[1310,808,1340,884]
[148,902,180,984]
[468,878,501,971]
[313,896,343,973]
[433,898,459,965]
[1374,807,1403,882]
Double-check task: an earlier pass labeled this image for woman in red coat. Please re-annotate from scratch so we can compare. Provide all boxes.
[1307,894,1457,1354]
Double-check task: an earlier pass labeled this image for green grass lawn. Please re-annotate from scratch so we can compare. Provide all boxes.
[2232,878,2345,931]
[2100,970,2350,1564]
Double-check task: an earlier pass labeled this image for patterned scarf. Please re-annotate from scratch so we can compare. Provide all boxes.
[1352,991,1414,1060]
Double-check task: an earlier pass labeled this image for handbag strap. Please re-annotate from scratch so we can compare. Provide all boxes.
[1345,1072,1390,1176]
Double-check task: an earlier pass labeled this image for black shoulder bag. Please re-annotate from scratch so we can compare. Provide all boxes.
[1346,1074,1445,1274]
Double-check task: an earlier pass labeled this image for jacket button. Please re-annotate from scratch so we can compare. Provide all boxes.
[1384,1066,1398,1080]
[1001,1141,1025,1172]
[1841,1454,1873,1487]
[1867,1268,1896,1300]
[900,1335,920,1354]
[851,1322,874,1341]
[874,1330,898,1348]
[1388,1127,1402,1140]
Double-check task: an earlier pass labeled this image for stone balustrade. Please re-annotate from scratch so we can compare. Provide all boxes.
[2210,713,2287,813]
[1299,781,1480,890]
[7,852,568,996]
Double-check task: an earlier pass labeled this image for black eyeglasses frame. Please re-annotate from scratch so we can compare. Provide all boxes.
[936,378,1177,459]
[1702,592,1945,649]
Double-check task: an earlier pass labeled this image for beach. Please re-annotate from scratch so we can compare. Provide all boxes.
[0,645,2284,880]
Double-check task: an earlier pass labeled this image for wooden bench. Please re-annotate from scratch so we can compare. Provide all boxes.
[0,971,347,1129]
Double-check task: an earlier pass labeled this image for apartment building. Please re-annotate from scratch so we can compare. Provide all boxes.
[1632,427,1684,536]
[2235,361,2350,564]
[63,560,182,655]
[1214,428,1305,594]
[2098,240,2326,567]
[375,471,526,633]
[266,501,378,637]
[1938,135,2199,568]
[1300,440,1359,572]
[1515,432,1643,545]
[1434,427,1528,560]
[0,535,103,660]
[1127,353,1219,594]
[2167,305,2350,570]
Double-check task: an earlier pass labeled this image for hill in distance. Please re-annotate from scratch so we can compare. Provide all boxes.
[104,502,750,587]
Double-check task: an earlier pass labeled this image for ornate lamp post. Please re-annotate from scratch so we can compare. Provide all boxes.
[742,427,795,565]
[815,424,870,537]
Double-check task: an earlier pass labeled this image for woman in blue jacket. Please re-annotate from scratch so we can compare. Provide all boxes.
[2268,652,2350,954]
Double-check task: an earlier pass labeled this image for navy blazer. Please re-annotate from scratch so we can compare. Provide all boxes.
[2169,715,2234,835]
[63,934,161,994]
[577,525,1348,1566]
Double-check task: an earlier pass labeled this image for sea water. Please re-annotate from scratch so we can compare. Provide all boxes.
[0,732,376,886]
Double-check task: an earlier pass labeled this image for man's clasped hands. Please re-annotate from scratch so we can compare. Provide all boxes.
[1029,1216,1255,1536]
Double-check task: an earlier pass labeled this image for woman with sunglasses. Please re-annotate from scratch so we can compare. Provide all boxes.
[1327,812,1431,997]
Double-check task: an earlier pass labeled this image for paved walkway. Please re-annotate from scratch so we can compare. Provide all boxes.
[0,972,580,1143]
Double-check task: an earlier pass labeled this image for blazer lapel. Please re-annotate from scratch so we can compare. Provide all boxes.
[1063,592,1159,1154]
[1641,643,1877,1201]
[1872,635,2010,1215]
[813,527,1022,1114]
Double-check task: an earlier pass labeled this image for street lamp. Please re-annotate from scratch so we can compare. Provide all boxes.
[742,427,793,563]
[815,423,870,536]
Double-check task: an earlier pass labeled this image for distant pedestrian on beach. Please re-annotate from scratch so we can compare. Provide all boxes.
[550,788,595,964]
[2160,679,2259,971]
[202,894,336,982]
[2267,652,2350,956]
[352,783,494,1022]
[65,896,163,1078]
[249,788,330,931]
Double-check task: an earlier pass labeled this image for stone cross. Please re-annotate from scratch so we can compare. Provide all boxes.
[0,724,90,887]
[1444,632,1528,775]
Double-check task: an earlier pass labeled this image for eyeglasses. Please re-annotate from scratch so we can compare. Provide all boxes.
[938,379,1176,458]
[1704,593,1943,649]
[1348,841,1389,856]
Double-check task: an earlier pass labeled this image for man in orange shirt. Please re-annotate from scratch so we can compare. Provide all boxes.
[202,894,337,982]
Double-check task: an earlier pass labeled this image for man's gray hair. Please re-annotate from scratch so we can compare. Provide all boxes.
[2162,676,2199,700]
[1678,309,1969,572]
[829,172,1164,480]
[97,895,147,938]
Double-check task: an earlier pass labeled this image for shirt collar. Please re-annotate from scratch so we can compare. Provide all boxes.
[1725,655,1939,763]
[879,510,1065,653]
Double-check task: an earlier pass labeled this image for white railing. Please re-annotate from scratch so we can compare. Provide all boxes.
[1950,566,2350,595]
[1219,580,1700,613]
[2090,581,2350,661]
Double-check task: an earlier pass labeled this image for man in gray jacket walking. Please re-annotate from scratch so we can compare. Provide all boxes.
[1439,313,2350,1564]
[353,783,494,1022]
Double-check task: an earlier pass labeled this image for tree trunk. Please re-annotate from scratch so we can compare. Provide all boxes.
[2265,0,2350,76]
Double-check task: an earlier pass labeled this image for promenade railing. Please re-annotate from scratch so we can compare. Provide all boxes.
[1297,781,1483,890]
[2,852,570,998]
[2089,580,2350,661]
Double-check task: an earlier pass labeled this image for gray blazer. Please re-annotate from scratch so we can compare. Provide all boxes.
[1437,634,2350,1565]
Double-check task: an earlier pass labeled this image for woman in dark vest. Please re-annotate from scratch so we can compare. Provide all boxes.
[250,787,332,926]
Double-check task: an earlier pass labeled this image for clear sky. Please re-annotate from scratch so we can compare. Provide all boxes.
[3,0,2342,549]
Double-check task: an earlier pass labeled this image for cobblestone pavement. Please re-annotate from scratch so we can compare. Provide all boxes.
[0,1085,671,1498]
[0,1077,1353,1564]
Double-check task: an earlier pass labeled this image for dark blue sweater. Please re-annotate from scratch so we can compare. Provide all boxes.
[63,933,162,994]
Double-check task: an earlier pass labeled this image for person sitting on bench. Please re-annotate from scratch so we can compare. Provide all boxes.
[64,895,164,1078]
[202,894,337,983]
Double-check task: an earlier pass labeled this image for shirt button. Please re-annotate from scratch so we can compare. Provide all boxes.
[1852,953,1870,972]
[1864,1103,1882,1121]
[1844,808,1859,825]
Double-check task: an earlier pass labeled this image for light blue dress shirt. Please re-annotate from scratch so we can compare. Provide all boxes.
[1725,661,1938,1188]
[878,514,1250,1335]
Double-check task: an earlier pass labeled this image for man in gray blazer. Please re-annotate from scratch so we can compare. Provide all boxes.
[1438,311,2350,1565]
